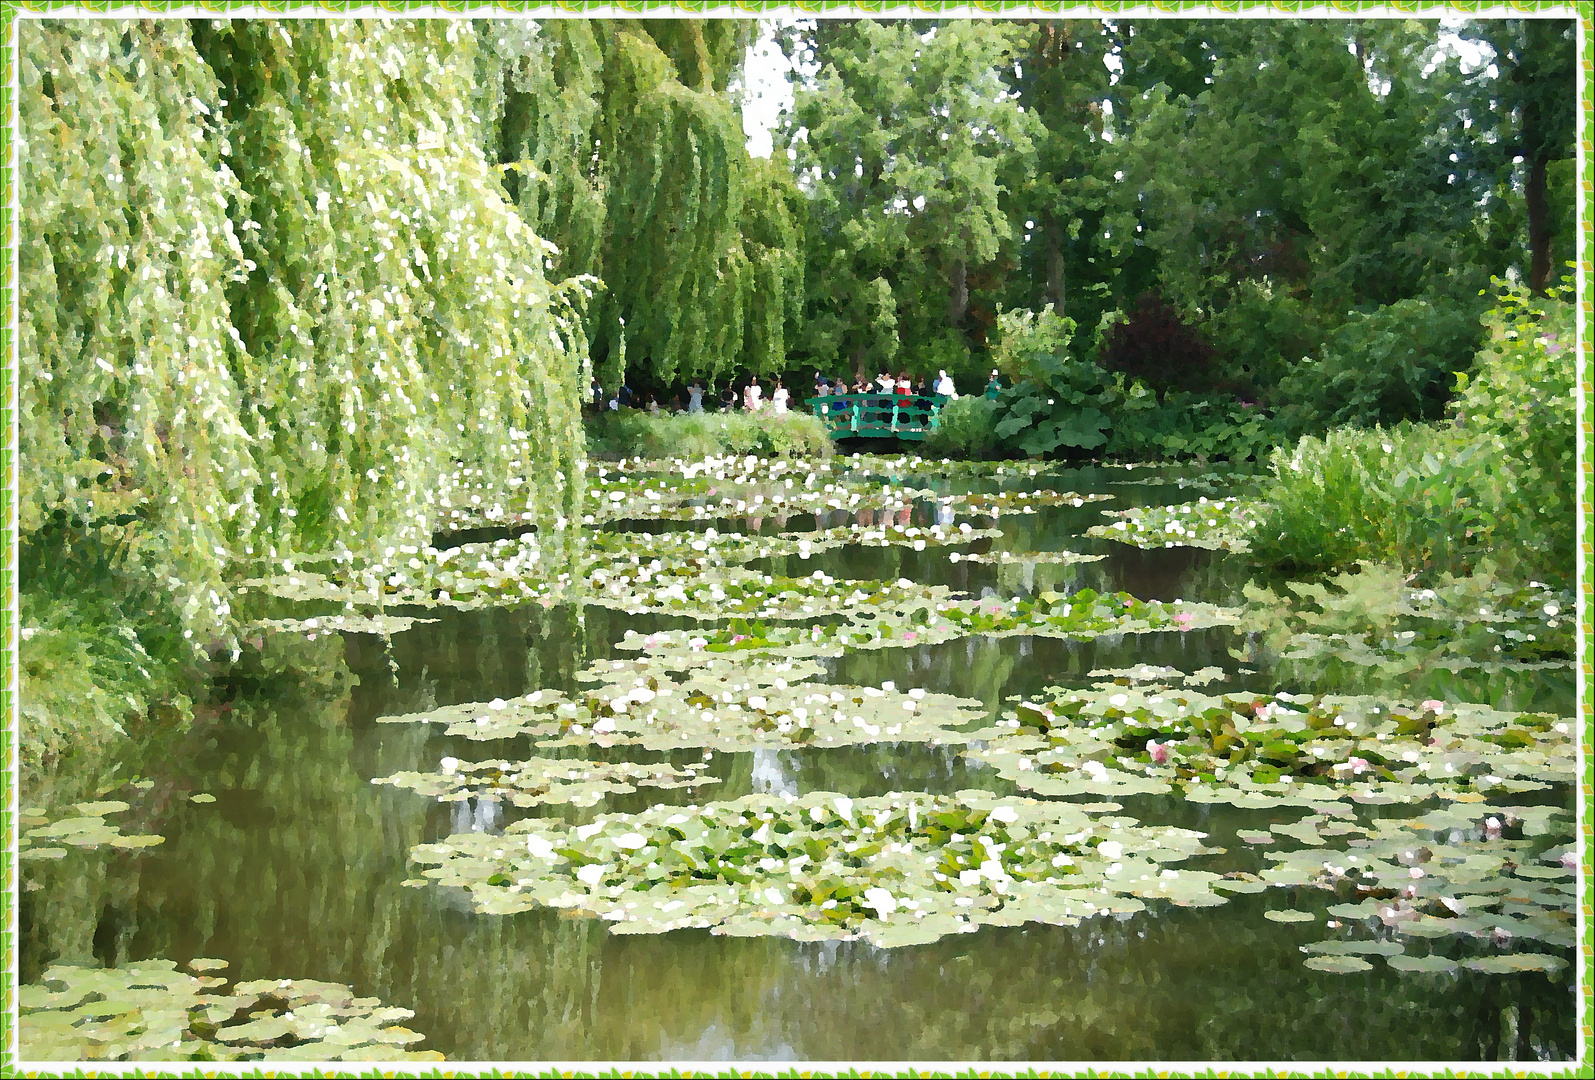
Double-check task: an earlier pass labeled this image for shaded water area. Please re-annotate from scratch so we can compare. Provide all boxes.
[21,461,1576,1062]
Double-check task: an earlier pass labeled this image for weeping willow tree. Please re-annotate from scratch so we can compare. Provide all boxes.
[21,19,591,761]
[477,19,805,391]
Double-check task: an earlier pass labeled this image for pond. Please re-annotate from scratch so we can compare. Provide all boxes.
[19,455,1576,1062]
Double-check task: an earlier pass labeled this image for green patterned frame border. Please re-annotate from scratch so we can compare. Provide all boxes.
[0,1,1587,1077]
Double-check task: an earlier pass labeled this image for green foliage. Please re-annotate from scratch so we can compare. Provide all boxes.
[587,409,833,461]
[21,19,592,754]
[1203,281,1326,395]
[476,20,801,389]
[984,306,1287,462]
[784,20,1038,383]
[19,592,195,770]
[1273,296,1486,429]
[923,396,1002,459]
[1251,285,1572,587]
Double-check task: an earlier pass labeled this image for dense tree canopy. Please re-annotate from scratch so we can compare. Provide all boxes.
[776,16,1573,407]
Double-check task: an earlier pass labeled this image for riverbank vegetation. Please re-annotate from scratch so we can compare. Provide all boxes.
[586,408,832,461]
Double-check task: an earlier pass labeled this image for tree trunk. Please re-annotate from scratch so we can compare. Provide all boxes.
[948,257,968,327]
[1044,218,1067,315]
[852,340,867,383]
[1525,152,1553,295]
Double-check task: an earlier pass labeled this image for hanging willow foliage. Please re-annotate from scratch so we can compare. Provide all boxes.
[476,20,803,390]
[22,18,591,650]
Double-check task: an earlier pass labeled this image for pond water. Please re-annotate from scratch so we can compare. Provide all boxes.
[20,458,1575,1062]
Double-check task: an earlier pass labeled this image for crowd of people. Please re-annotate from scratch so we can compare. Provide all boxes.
[589,367,1000,418]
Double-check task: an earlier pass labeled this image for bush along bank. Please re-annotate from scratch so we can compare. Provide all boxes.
[1248,283,1573,592]
[932,306,1293,464]
[586,407,834,461]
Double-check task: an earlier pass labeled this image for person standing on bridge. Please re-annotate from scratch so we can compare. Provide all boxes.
[771,379,790,415]
[935,370,957,398]
[985,369,1003,399]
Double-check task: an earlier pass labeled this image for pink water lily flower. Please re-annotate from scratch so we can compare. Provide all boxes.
[1147,739,1170,765]
[1421,699,1445,714]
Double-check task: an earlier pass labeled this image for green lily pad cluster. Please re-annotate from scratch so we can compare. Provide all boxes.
[19,801,164,860]
[1259,802,1575,977]
[378,665,989,754]
[405,790,1227,946]
[20,958,441,1061]
[251,613,438,638]
[1085,498,1262,551]
[964,679,1573,809]
[951,489,1116,515]
[948,548,1106,566]
[615,588,1237,662]
[371,756,721,808]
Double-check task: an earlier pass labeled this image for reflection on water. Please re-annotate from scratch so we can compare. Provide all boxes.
[18,463,1575,1062]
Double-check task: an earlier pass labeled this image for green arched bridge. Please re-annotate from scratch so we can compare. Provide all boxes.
[804,393,950,442]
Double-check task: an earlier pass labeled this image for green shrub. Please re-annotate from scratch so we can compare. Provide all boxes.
[1273,296,1485,429]
[1251,283,1572,587]
[923,395,1002,458]
[986,305,1289,463]
[586,408,833,460]
[1204,281,1326,395]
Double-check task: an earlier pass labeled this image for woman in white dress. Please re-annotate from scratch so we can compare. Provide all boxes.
[744,379,763,411]
[688,382,704,414]
[771,379,789,414]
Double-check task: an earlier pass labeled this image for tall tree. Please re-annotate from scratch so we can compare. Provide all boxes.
[784,19,1038,380]
[476,19,803,391]
[1464,19,1577,294]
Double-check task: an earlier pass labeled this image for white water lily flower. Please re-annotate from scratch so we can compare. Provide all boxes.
[526,835,556,859]
[438,756,460,775]
[863,887,898,918]
[575,823,603,841]
[989,806,1018,825]
[833,796,854,820]
[1098,840,1124,860]
[576,864,605,886]
[614,833,647,850]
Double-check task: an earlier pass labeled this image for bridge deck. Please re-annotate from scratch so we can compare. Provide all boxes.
[805,392,949,441]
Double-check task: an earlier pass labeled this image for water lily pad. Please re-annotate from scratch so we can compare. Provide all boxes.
[1264,909,1316,923]
[372,756,720,808]
[1387,954,1458,974]
[1302,954,1374,974]
[406,790,1226,946]
[19,962,442,1061]
[21,804,162,854]
[1086,498,1260,552]
[378,664,989,755]
[1463,953,1568,976]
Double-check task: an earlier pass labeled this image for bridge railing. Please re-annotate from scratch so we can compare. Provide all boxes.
[804,392,949,441]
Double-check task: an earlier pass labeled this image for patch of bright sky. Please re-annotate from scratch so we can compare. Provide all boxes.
[739,16,1495,159]
[737,19,816,159]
